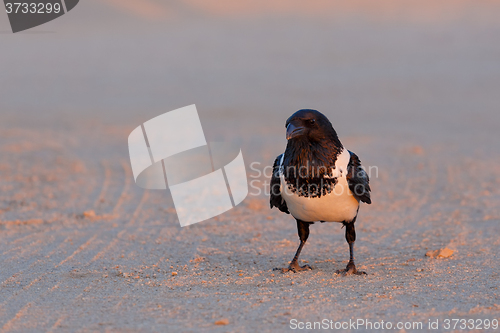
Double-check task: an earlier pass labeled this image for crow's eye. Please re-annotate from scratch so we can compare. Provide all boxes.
[308,119,316,125]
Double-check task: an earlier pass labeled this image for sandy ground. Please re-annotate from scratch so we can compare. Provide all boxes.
[1,116,499,332]
[1,1,500,332]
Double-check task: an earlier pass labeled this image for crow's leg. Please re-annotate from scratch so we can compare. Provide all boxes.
[336,219,366,276]
[275,219,313,273]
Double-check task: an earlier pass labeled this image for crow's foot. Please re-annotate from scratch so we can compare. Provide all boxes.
[335,262,367,276]
[274,260,312,273]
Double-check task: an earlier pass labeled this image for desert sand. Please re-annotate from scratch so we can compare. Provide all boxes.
[1,1,500,332]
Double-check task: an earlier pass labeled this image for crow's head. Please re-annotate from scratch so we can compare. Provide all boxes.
[285,109,338,143]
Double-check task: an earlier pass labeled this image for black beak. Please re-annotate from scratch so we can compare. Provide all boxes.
[286,123,305,140]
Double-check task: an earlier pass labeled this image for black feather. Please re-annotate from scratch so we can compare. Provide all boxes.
[281,109,343,198]
[269,154,289,214]
[346,150,372,204]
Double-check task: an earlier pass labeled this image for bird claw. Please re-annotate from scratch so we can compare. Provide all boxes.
[335,262,367,276]
[274,262,312,273]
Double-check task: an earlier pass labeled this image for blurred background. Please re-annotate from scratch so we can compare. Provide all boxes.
[1,0,500,144]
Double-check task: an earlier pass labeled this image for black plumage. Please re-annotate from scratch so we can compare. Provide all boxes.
[270,109,371,275]
[346,151,372,204]
[270,154,289,214]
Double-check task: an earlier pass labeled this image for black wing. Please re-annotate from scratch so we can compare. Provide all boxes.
[269,154,289,214]
[346,150,372,204]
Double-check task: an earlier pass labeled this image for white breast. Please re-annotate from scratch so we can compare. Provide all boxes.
[279,148,359,223]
